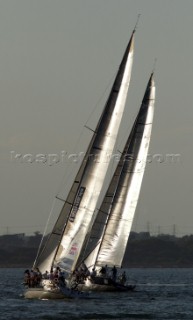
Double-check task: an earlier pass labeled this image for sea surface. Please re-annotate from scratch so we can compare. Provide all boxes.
[0,268,193,320]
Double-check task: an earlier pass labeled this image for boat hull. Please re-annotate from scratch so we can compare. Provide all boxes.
[24,280,89,299]
[24,287,89,299]
[24,287,66,299]
[78,277,136,292]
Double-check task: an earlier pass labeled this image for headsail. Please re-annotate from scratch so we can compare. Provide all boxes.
[34,30,135,274]
[84,73,155,270]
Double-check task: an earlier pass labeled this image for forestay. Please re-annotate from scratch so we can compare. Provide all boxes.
[34,31,135,274]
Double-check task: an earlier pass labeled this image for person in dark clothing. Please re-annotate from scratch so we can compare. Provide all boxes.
[111,265,117,282]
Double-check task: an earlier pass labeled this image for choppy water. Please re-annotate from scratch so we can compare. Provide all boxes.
[1,268,193,320]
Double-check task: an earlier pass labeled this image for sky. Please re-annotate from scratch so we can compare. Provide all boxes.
[0,0,193,236]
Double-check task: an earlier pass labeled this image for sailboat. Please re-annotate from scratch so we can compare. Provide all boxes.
[24,29,135,299]
[78,72,155,292]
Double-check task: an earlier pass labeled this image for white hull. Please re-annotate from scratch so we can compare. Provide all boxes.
[24,287,66,299]
[23,280,89,299]
[24,287,89,299]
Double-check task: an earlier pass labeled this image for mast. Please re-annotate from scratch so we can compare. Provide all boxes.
[34,30,135,274]
[84,73,155,270]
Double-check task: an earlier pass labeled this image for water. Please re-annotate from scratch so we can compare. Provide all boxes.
[1,268,193,320]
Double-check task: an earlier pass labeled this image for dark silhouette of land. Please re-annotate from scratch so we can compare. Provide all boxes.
[1,231,193,268]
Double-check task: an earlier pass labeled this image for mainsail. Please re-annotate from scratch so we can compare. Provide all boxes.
[34,30,135,274]
[83,73,155,270]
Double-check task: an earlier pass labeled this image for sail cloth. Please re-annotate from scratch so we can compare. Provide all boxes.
[34,31,135,274]
[84,73,155,270]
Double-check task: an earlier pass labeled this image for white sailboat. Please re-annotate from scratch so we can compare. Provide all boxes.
[78,72,155,291]
[24,29,135,299]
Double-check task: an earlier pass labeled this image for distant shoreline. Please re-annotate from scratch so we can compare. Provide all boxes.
[2,232,193,269]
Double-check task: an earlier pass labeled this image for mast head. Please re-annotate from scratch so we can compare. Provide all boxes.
[149,58,157,88]
[133,14,141,33]
[142,71,156,104]
[128,14,141,53]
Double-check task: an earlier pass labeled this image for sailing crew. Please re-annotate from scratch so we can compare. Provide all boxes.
[99,265,107,277]
[42,270,49,279]
[111,265,117,282]
[120,271,127,285]
[49,268,54,280]
[90,267,96,278]
[77,263,90,281]
[53,266,60,280]
[29,269,36,287]
[58,270,66,287]
[35,267,42,284]
[23,268,42,287]
[24,269,30,287]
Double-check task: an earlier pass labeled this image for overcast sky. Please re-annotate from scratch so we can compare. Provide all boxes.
[0,0,193,236]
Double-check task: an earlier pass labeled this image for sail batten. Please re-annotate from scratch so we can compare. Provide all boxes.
[34,31,135,274]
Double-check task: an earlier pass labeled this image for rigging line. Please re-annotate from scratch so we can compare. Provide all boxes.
[82,122,139,265]
[152,58,157,74]
[50,205,74,271]
[78,239,102,270]
[54,130,86,198]
[54,74,116,199]
[54,23,137,227]
[85,17,136,133]
[53,141,97,271]
[134,14,141,32]
[84,71,117,128]
[33,198,57,268]
[54,29,135,198]
[115,102,137,155]
[84,125,96,133]
[118,69,155,152]
[105,17,139,164]
[84,134,132,266]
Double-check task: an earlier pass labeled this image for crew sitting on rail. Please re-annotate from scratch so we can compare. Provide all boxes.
[58,270,66,287]
[90,267,96,278]
[42,270,49,279]
[99,265,108,277]
[111,265,117,282]
[119,271,127,285]
[24,268,42,287]
[24,269,30,287]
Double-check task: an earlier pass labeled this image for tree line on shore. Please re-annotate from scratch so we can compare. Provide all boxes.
[1,232,193,268]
